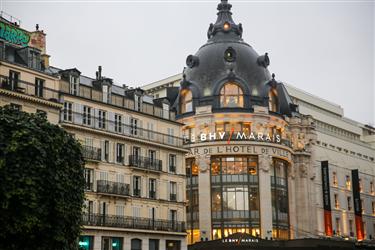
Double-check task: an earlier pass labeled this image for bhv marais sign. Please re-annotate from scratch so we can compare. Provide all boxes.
[0,20,30,47]
[184,130,282,144]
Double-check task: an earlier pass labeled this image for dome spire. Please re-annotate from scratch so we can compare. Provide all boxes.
[207,0,243,41]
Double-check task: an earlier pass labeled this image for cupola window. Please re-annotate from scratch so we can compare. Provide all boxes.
[220,82,244,108]
[268,88,278,112]
[180,89,193,113]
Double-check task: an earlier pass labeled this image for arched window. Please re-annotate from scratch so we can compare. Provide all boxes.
[220,83,244,108]
[268,88,278,112]
[180,89,193,113]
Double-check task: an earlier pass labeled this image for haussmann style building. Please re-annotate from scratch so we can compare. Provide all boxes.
[141,0,375,246]
[0,13,188,250]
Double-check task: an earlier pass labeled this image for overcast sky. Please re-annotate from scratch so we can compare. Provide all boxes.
[3,0,374,125]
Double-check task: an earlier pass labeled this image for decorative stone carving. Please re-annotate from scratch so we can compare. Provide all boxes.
[299,162,308,178]
[288,162,296,179]
[259,154,272,172]
[196,154,211,173]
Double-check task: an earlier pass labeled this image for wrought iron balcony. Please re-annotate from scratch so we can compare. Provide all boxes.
[82,213,186,232]
[149,190,156,199]
[129,155,163,172]
[82,145,101,161]
[0,75,60,103]
[169,165,176,173]
[96,180,130,197]
[133,189,141,197]
[170,193,177,201]
[60,110,183,147]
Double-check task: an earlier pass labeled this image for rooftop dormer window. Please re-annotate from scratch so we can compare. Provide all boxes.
[220,82,243,108]
[102,85,109,103]
[69,75,79,96]
[268,88,278,112]
[180,89,193,113]
[135,94,142,111]
[162,103,169,119]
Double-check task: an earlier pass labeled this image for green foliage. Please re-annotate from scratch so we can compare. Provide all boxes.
[0,105,85,250]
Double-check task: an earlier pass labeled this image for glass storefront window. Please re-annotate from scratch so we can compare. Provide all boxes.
[210,156,259,239]
[271,158,289,240]
[79,236,93,250]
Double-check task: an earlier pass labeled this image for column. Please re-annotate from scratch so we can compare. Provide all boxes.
[159,239,166,250]
[142,237,149,250]
[288,162,297,239]
[258,154,273,239]
[93,234,102,250]
[197,154,212,241]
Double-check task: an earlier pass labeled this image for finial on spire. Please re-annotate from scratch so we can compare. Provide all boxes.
[207,0,243,40]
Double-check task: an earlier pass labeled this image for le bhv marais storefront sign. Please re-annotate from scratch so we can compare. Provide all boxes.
[186,130,291,159]
[0,20,30,47]
[184,130,282,144]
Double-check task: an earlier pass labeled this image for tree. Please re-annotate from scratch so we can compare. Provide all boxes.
[0,106,85,250]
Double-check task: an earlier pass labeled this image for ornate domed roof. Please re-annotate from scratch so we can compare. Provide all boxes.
[175,0,297,117]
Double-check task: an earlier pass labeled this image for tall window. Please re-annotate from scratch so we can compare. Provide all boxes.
[220,83,244,108]
[84,168,94,191]
[116,143,124,164]
[135,94,142,111]
[69,75,79,95]
[115,114,122,133]
[345,175,351,190]
[35,78,44,97]
[133,176,141,197]
[170,181,177,201]
[130,118,138,135]
[335,217,341,235]
[103,140,109,162]
[149,178,156,199]
[334,193,339,209]
[167,128,174,145]
[102,85,109,103]
[268,88,278,112]
[332,171,338,186]
[63,102,72,122]
[98,110,106,129]
[169,154,176,173]
[9,70,19,91]
[347,196,352,211]
[83,106,92,126]
[180,89,193,113]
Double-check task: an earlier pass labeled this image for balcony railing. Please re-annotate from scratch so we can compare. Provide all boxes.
[170,193,177,201]
[129,155,163,172]
[169,165,176,173]
[82,213,186,232]
[96,180,130,197]
[149,190,156,199]
[60,110,183,147]
[133,189,141,197]
[0,75,60,103]
[82,145,101,161]
[60,80,176,121]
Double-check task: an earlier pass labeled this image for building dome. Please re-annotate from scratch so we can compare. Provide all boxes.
[176,0,297,117]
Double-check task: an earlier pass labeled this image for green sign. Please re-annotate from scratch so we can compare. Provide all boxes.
[0,20,30,47]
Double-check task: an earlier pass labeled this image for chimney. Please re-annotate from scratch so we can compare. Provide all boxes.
[41,54,50,68]
[98,66,102,80]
